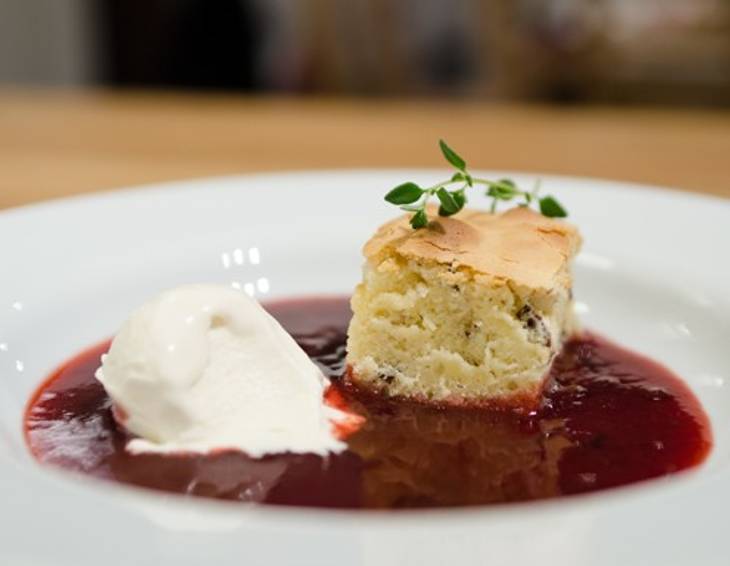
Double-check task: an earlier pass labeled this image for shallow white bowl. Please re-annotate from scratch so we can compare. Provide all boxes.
[1,171,729,566]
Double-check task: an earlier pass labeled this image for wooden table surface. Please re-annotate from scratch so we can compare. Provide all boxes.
[2,88,730,210]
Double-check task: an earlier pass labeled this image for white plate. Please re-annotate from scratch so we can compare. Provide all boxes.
[1,171,729,566]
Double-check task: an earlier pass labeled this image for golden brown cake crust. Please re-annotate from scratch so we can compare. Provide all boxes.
[363,206,581,290]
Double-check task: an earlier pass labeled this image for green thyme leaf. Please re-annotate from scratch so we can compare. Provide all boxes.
[487,181,518,200]
[410,209,429,228]
[451,171,465,182]
[439,139,466,171]
[440,190,467,217]
[453,190,467,209]
[436,187,459,215]
[539,195,568,218]
[385,182,424,205]
[486,186,503,199]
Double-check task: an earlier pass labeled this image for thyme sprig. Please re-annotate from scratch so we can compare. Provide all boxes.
[385,139,567,229]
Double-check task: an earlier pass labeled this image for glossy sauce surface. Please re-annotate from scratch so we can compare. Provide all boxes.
[25,297,711,508]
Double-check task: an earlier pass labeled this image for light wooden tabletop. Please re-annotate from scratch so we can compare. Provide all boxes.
[2,88,729,211]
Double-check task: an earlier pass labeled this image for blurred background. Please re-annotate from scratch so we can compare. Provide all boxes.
[2,0,729,105]
[1,0,729,209]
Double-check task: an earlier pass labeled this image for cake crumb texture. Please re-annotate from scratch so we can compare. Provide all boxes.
[346,206,581,406]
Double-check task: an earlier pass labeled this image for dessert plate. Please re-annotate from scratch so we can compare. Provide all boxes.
[1,170,728,566]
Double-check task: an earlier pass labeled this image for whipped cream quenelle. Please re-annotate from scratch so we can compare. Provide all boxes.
[95,284,346,457]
